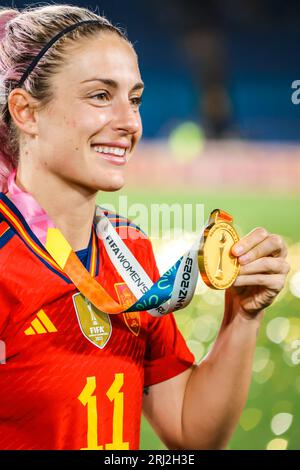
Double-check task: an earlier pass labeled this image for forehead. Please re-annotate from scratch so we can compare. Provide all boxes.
[53,32,141,88]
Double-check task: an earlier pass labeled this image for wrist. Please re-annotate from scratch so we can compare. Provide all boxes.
[233,308,264,331]
[223,290,264,329]
[217,305,262,352]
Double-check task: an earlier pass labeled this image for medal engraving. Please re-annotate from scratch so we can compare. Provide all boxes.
[215,231,226,280]
[198,210,240,289]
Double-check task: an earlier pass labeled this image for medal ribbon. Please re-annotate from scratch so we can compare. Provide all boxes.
[6,170,212,317]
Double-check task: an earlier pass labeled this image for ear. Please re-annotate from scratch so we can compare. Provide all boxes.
[7,88,39,135]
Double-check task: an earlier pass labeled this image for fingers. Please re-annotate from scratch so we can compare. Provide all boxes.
[233,273,286,291]
[232,228,287,262]
[238,257,290,276]
[232,227,269,256]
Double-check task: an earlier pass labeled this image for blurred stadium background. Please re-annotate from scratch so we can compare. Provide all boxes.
[3,0,300,450]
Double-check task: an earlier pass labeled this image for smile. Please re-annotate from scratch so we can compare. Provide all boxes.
[92,145,127,166]
[93,145,126,156]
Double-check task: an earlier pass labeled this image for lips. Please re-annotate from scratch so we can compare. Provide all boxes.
[92,146,127,166]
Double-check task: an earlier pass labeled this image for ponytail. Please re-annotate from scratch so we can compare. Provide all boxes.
[0,8,20,192]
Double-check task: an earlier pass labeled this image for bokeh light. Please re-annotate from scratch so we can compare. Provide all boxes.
[284,318,300,345]
[289,271,300,298]
[192,314,219,342]
[168,122,205,163]
[153,237,192,274]
[266,438,288,450]
[253,347,270,373]
[271,413,293,436]
[266,317,290,344]
[240,408,262,431]
[253,360,275,384]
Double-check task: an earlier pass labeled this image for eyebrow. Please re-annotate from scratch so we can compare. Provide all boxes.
[80,78,144,92]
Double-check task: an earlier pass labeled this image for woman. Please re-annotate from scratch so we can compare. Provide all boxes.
[0,4,290,450]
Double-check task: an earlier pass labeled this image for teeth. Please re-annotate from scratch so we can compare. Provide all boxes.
[93,145,126,157]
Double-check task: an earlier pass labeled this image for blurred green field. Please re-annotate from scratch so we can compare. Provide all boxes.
[98,189,300,450]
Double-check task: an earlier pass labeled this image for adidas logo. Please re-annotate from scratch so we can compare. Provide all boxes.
[24,310,57,335]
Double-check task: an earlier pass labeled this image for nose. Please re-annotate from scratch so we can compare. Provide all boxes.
[112,99,141,135]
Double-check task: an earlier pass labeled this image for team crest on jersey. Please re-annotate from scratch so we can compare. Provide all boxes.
[72,293,112,349]
[114,282,141,336]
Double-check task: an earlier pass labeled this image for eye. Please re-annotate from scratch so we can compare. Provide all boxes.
[90,91,110,102]
[131,96,142,108]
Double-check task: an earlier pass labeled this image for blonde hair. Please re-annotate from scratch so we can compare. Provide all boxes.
[0,4,129,191]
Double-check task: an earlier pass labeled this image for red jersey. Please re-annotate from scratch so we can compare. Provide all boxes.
[0,193,194,450]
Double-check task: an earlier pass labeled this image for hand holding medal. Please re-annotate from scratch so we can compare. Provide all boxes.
[228,226,290,318]
[198,209,289,318]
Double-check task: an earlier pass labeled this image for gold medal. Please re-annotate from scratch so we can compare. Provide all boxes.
[198,209,240,289]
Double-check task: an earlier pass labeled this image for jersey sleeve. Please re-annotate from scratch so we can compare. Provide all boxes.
[143,238,195,388]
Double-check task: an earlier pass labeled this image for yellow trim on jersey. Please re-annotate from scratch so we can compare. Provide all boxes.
[90,229,97,277]
[0,201,62,272]
[46,228,72,268]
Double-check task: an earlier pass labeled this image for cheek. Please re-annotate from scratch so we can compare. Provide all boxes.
[42,102,109,139]
[65,115,111,152]
[39,105,112,168]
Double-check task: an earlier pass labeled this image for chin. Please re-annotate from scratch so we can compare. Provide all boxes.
[100,176,126,192]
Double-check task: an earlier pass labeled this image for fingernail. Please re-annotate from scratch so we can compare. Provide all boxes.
[234,245,244,255]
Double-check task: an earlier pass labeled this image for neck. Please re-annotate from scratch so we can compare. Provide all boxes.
[15,165,97,252]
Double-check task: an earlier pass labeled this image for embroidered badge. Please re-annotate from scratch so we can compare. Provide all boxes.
[114,282,141,336]
[72,292,112,349]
